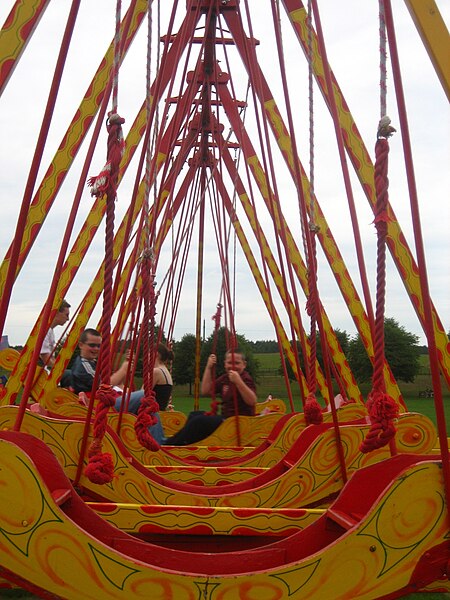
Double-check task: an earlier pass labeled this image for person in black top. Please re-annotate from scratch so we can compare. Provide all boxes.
[126,343,174,412]
[164,349,256,446]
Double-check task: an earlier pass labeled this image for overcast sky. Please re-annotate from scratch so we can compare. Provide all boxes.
[0,1,448,347]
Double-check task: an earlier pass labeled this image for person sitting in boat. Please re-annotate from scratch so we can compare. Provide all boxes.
[70,328,130,394]
[39,299,71,371]
[164,349,256,446]
[123,342,174,413]
[71,328,165,443]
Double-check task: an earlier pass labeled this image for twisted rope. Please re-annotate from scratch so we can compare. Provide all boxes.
[301,1,322,426]
[379,0,387,120]
[84,384,117,484]
[134,252,160,451]
[85,1,125,482]
[205,304,222,416]
[360,135,398,453]
[304,231,323,425]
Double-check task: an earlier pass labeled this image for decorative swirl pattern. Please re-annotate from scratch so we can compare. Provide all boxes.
[201,414,282,446]
[0,348,20,371]
[0,424,447,598]
[90,503,322,537]
[0,406,437,512]
[159,411,187,436]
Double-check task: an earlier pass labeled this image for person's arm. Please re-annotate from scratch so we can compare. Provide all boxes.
[152,366,163,386]
[40,330,55,368]
[228,370,257,406]
[201,354,216,395]
[39,352,55,368]
[111,359,129,388]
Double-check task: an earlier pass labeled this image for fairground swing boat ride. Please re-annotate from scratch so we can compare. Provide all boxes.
[0,1,449,598]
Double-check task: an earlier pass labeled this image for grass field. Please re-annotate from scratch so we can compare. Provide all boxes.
[171,353,450,431]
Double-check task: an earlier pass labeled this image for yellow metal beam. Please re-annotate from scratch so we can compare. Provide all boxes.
[404,0,450,101]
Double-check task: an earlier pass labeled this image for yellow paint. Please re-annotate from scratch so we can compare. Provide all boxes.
[0,433,446,598]
[284,0,449,386]
[0,407,437,509]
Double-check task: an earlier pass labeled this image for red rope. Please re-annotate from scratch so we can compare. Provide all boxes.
[87,112,125,199]
[84,384,117,484]
[205,304,222,416]
[85,23,126,482]
[360,135,398,454]
[134,253,160,451]
[304,232,323,425]
[135,392,160,452]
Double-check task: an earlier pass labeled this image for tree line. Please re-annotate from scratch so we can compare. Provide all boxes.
[171,317,424,390]
[7,317,427,392]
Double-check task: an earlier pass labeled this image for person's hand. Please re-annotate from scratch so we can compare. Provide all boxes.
[228,369,241,385]
[207,354,217,369]
[125,349,136,367]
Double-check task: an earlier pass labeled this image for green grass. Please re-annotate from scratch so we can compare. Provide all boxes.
[171,352,450,431]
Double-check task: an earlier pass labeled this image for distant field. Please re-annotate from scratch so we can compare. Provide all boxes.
[172,352,450,430]
[255,352,280,371]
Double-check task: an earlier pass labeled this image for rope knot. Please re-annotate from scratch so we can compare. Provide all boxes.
[360,390,399,453]
[134,392,160,452]
[85,452,115,485]
[377,115,396,139]
[96,383,118,408]
[107,111,126,127]
[373,210,390,226]
[305,293,316,317]
[87,112,125,198]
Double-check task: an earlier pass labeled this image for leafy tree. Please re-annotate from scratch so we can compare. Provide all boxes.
[280,328,350,381]
[347,317,421,383]
[172,334,197,394]
[250,339,279,353]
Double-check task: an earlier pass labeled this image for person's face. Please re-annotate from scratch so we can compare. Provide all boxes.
[53,307,70,327]
[224,353,246,373]
[79,333,102,360]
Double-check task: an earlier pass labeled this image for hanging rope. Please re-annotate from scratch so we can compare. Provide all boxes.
[360,2,397,453]
[205,303,222,416]
[360,124,398,453]
[132,3,161,453]
[303,0,322,426]
[134,252,160,452]
[85,0,125,484]
[304,235,323,425]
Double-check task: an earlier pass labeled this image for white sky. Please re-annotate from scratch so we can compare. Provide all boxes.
[0,1,449,347]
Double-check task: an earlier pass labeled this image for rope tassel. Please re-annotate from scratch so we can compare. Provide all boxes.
[85,384,117,484]
[360,390,399,453]
[134,392,160,452]
[304,393,323,425]
[360,118,398,454]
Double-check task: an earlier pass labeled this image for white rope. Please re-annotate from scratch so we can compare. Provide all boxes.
[143,0,154,255]
[112,0,122,113]
[307,0,315,230]
[379,0,388,119]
